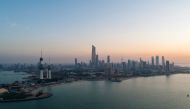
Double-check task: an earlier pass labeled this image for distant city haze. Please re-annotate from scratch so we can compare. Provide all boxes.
[1,0,190,64]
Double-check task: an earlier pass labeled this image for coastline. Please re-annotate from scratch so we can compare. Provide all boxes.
[0,93,52,103]
[1,70,190,103]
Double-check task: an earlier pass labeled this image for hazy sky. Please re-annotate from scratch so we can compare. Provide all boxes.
[1,0,190,64]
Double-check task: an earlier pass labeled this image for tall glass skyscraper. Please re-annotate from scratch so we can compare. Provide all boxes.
[156,56,159,67]
[162,56,165,68]
[91,45,96,66]
[151,56,154,66]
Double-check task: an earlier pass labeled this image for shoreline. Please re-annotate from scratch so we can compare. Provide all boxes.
[0,72,190,103]
[0,93,52,103]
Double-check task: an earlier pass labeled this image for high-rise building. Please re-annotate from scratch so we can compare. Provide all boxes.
[156,56,159,67]
[122,62,127,72]
[128,60,132,71]
[106,55,111,79]
[166,60,170,72]
[96,54,99,66]
[162,56,165,68]
[91,45,96,66]
[75,58,78,66]
[139,58,143,70]
[169,62,174,72]
[107,55,110,63]
[151,56,154,66]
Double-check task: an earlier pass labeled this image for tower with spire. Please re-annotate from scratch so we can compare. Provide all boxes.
[39,50,44,79]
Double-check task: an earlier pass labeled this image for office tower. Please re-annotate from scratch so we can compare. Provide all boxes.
[140,58,142,62]
[91,45,96,66]
[96,54,99,66]
[132,61,136,71]
[166,60,170,72]
[122,62,127,72]
[156,56,159,67]
[106,55,111,79]
[170,62,174,72]
[139,58,143,70]
[107,55,110,63]
[162,56,165,68]
[75,58,78,66]
[151,56,154,66]
[147,61,150,65]
[128,60,132,71]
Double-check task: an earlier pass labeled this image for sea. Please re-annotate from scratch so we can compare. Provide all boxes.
[1,71,190,109]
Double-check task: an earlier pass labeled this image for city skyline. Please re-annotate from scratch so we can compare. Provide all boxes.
[1,0,190,64]
[0,44,175,66]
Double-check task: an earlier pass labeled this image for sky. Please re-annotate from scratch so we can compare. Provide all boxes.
[1,0,190,64]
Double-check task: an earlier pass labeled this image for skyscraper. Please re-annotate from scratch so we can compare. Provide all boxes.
[122,62,127,72]
[107,55,110,63]
[166,60,170,72]
[91,45,96,66]
[156,56,159,67]
[106,55,111,79]
[75,58,78,66]
[96,54,99,66]
[151,56,154,66]
[162,56,165,69]
[139,58,143,70]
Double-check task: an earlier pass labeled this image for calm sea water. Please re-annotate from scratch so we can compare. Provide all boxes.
[1,71,190,109]
[0,71,30,84]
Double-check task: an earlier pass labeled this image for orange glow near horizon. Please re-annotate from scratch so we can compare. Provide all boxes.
[1,0,190,64]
